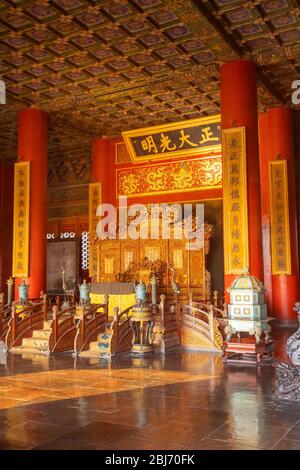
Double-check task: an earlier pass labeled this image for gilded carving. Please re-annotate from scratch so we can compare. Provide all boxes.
[117,156,222,197]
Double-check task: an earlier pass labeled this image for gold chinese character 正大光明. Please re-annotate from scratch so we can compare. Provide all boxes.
[141,136,158,154]
[178,129,198,148]
[160,133,176,152]
[199,126,219,145]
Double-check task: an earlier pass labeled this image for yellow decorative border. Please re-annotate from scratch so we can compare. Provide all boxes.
[116,155,222,198]
[223,127,249,274]
[269,160,291,275]
[122,115,221,162]
[12,161,30,278]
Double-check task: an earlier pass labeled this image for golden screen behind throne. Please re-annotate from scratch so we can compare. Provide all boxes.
[92,214,214,301]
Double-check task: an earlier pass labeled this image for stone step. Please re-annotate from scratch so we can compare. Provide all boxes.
[32,329,52,339]
[22,337,49,350]
[97,332,112,341]
[89,340,110,352]
[79,349,111,358]
[10,346,50,356]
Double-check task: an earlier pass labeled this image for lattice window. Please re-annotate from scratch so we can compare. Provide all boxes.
[81,231,89,271]
[60,232,76,239]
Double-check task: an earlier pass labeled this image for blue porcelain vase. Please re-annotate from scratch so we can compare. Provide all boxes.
[18,280,29,303]
[78,280,91,303]
[134,280,147,303]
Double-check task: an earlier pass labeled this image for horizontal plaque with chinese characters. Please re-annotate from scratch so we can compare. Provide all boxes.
[12,161,30,278]
[223,127,249,275]
[122,115,221,162]
[269,160,291,275]
[89,182,102,278]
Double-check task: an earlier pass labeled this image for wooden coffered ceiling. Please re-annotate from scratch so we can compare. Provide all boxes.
[0,0,299,161]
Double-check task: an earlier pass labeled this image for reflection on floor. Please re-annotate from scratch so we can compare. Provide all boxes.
[0,328,300,450]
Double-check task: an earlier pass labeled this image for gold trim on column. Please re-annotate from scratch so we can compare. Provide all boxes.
[12,161,30,278]
[223,127,249,274]
[89,182,102,278]
[269,160,291,275]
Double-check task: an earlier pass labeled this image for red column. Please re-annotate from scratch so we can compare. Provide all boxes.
[267,107,299,323]
[0,162,14,292]
[17,109,48,298]
[258,113,273,311]
[220,60,264,295]
[92,138,110,204]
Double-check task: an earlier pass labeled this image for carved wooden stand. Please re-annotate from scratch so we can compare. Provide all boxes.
[223,336,274,364]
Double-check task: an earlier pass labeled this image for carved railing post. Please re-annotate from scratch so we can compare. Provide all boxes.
[104,294,109,318]
[113,307,119,344]
[208,303,215,343]
[42,293,47,321]
[11,303,16,345]
[213,290,219,307]
[0,293,4,325]
[160,294,165,328]
[52,305,58,346]
[174,293,180,325]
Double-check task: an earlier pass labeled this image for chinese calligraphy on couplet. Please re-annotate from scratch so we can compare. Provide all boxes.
[12,162,30,277]
[122,116,221,162]
[269,160,291,275]
[223,127,249,274]
[89,183,102,278]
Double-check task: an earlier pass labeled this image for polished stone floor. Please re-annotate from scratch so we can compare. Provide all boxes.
[0,329,300,450]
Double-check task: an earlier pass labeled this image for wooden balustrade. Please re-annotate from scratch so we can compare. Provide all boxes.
[0,293,11,342]
[49,304,76,353]
[74,303,108,355]
[55,291,76,310]
[182,304,215,345]
[5,294,48,349]
[158,294,179,327]
[110,305,134,356]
